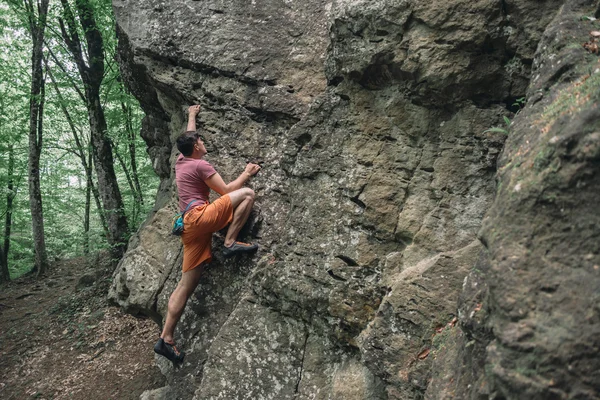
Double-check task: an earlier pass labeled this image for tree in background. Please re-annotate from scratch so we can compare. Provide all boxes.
[0,143,16,282]
[45,64,110,253]
[0,87,12,282]
[9,0,52,276]
[58,0,128,258]
[0,7,29,282]
[111,88,145,227]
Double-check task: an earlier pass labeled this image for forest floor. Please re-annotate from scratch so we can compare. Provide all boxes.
[0,253,165,399]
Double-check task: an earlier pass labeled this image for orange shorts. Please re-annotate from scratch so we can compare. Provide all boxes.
[181,194,233,272]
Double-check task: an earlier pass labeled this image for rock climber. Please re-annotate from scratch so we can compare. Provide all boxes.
[154,104,261,363]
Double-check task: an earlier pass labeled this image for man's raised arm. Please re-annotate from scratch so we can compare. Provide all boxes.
[187,105,201,131]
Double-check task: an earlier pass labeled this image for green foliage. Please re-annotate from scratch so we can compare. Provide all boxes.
[0,0,159,279]
[512,97,526,112]
[484,115,512,135]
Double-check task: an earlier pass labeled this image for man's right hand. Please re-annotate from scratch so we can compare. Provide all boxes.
[244,163,261,177]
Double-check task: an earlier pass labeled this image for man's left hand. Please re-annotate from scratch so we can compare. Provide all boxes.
[188,105,201,116]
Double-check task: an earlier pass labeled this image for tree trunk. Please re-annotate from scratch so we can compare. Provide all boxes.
[29,73,49,276]
[46,65,110,242]
[89,156,110,240]
[88,94,129,257]
[27,0,51,276]
[84,162,91,255]
[122,101,144,206]
[5,144,15,265]
[0,246,7,283]
[0,143,16,282]
[114,146,138,222]
[59,0,128,259]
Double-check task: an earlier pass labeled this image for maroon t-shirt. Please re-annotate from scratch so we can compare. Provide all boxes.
[175,154,217,211]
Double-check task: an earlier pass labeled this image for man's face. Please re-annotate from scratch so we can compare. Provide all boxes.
[194,137,207,156]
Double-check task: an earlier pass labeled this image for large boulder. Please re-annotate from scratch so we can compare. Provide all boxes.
[109,0,598,398]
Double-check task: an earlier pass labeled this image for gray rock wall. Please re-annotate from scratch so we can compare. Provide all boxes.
[109,0,598,398]
[426,1,600,399]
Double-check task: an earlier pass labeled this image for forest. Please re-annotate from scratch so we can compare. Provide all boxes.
[0,0,158,281]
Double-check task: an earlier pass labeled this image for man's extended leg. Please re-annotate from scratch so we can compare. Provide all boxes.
[160,265,204,344]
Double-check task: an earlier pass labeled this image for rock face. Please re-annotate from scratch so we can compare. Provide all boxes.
[426,2,600,399]
[109,0,599,399]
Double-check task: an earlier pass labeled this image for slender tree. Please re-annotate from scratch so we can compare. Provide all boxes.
[113,147,138,226]
[0,143,15,282]
[0,248,6,283]
[3,144,16,270]
[122,100,144,207]
[13,0,52,276]
[83,151,93,254]
[113,100,145,226]
[0,91,13,282]
[46,64,110,239]
[58,0,128,258]
[0,6,29,280]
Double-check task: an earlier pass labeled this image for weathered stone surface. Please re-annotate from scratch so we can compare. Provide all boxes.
[479,2,600,398]
[106,0,595,398]
[425,1,600,399]
[140,386,173,400]
[194,300,306,399]
[359,240,483,398]
[425,253,493,400]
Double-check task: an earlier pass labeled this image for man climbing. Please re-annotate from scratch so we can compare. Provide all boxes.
[154,104,261,363]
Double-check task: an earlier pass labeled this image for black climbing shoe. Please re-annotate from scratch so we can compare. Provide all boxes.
[223,241,258,257]
[154,338,185,363]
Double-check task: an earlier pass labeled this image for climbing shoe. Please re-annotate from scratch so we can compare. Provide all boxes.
[223,241,258,257]
[154,338,185,363]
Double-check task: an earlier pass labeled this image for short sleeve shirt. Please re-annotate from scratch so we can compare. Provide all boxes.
[175,154,217,211]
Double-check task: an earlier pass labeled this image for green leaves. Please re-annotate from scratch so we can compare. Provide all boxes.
[512,97,526,110]
[485,127,510,134]
[484,115,512,136]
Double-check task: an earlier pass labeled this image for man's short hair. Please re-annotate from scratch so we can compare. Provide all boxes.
[176,131,201,156]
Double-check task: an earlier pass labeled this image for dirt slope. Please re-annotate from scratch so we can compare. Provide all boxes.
[0,255,164,399]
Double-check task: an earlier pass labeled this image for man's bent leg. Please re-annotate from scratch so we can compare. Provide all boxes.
[224,188,255,247]
[227,187,255,209]
[224,197,254,247]
[161,264,204,344]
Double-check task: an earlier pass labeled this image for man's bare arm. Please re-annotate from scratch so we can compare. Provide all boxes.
[187,105,201,131]
[205,163,261,195]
